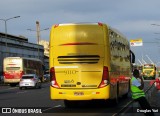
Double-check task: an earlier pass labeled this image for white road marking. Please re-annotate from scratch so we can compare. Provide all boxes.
[16,91,27,94]
[0,87,18,92]
[54,105,61,108]
[42,105,62,112]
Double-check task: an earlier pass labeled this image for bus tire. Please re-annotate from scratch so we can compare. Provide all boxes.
[10,83,17,87]
[108,83,119,106]
[122,81,130,99]
[64,100,76,108]
[115,83,119,104]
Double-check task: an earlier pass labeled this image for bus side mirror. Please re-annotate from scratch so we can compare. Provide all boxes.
[130,50,135,63]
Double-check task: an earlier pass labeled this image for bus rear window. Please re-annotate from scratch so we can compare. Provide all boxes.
[22,76,34,79]
[51,25,104,45]
[143,64,154,69]
[144,66,154,69]
[6,67,20,70]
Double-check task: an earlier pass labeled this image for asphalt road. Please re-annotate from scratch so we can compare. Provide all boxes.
[0,81,159,116]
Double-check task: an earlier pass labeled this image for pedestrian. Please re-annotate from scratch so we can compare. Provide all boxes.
[131,69,154,116]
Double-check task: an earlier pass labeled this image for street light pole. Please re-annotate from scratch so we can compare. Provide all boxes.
[0,16,20,56]
[27,28,49,44]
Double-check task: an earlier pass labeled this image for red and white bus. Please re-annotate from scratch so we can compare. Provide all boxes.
[3,57,44,86]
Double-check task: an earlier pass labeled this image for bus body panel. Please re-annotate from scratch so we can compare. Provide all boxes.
[51,45,104,58]
[51,45,105,89]
[108,26,131,97]
[53,59,104,89]
[50,23,104,46]
[50,85,110,100]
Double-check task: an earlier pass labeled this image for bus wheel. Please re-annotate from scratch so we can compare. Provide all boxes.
[122,82,130,99]
[10,83,17,87]
[64,100,76,108]
[108,83,119,106]
[115,85,119,104]
[113,83,119,105]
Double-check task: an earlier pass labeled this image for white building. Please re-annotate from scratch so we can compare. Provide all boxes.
[39,40,49,70]
[39,40,49,57]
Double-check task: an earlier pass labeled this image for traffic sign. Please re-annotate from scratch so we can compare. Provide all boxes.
[130,39,143,46]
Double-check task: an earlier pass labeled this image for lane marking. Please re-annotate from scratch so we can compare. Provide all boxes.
[0,87,18,92]
[42,105,62,112]
[16,91,27,94]
[54,105,62,108]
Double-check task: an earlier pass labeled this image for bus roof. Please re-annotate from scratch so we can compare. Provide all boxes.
[54,22,102,26]
[4,57,42,62]
[52,22,127,40]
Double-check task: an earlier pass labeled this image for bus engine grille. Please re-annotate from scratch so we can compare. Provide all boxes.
[57,55,100,64]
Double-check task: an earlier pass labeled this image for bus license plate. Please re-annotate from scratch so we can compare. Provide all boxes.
[74,92,84,96]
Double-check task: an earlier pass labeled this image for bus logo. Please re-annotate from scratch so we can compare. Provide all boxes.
[64,70,77,75]
[64,79,74,83]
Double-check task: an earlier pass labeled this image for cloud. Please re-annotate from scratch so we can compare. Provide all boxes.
[1,0,160,62]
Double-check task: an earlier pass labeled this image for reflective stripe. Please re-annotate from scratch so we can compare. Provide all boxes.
[131,77,145,99]
[132,92,145,99]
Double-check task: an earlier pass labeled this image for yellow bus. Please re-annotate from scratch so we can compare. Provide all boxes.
[142,64,156,80]
[49,23,134,107]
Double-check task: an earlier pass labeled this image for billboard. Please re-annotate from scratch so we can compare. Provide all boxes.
[130,39,143,46]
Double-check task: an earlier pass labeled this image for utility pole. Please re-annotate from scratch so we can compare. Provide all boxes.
[27,21,49,59]
[36,21,40,44]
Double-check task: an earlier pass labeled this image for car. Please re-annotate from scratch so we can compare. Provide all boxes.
[19,74,41,89]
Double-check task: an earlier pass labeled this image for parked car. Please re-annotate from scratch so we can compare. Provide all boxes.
[19,74,41,89]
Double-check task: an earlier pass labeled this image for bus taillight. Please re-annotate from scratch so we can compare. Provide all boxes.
[98,22,103,26]
[50,67,60,88]
[54,24,59,28]
[98,66,109,88]
[3,71,7,77]
[20,71,24,77]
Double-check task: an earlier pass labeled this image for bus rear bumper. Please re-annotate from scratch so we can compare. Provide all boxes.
[4,78,20,83]
[50,86,110,100]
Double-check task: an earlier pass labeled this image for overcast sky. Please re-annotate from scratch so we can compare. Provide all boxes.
[1,0,160,64]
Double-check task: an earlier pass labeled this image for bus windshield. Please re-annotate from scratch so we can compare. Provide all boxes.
[51,24,104,46]
[143,65,154,69]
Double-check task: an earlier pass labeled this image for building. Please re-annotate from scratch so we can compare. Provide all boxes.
[39,40,49,57]
[0,32,44,76]
[39,40,49,70]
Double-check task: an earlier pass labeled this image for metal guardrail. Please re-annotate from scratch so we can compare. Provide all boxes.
[112,80,157,116]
